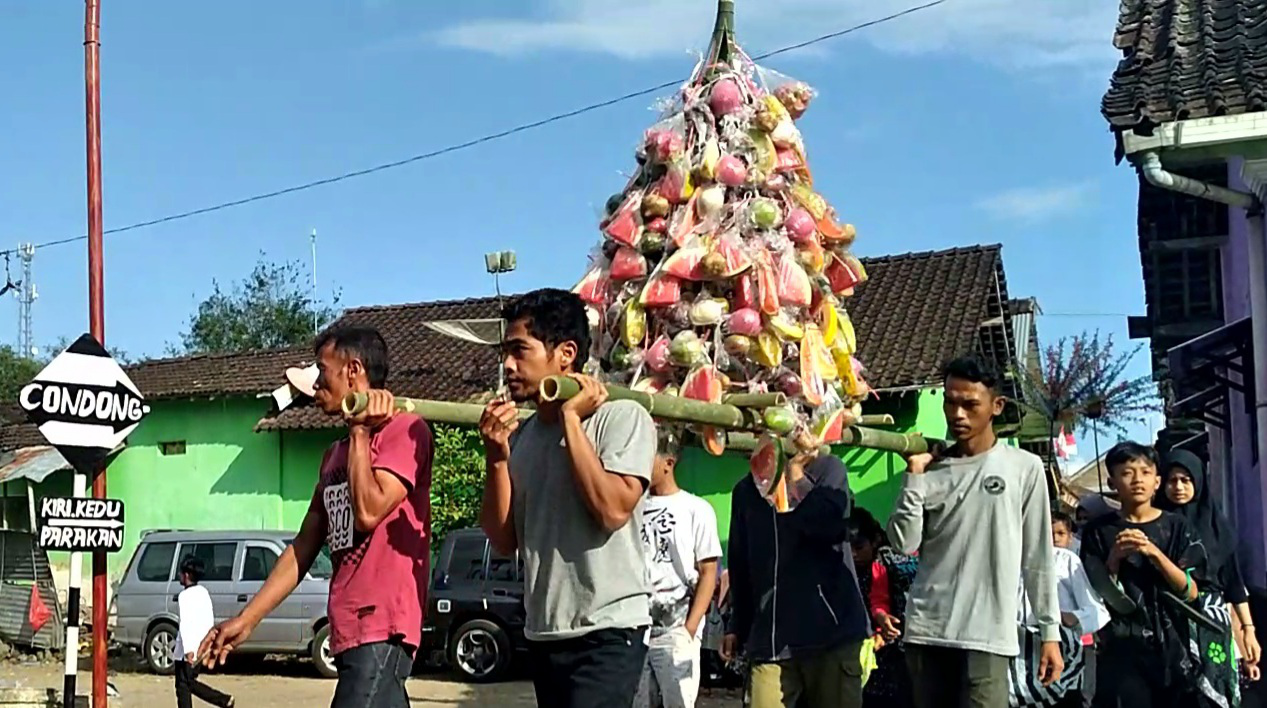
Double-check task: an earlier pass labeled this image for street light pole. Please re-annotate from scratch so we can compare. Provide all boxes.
[1086,396,1106,496]
[485,251,516,392]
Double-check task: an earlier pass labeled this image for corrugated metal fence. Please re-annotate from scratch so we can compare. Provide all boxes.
[0,530,64,650]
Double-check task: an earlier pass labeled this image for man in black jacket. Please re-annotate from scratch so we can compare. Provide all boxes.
[720,451,869,708]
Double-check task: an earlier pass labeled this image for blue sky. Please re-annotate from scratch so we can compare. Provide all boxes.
[0,0,1161,450]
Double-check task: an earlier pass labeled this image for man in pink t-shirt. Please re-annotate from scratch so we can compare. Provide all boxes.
[201,326,433,708]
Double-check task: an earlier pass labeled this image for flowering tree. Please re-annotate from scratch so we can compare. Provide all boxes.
[1015,331,1159,477]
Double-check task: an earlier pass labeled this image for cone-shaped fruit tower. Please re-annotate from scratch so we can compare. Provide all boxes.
[573,0,871,509]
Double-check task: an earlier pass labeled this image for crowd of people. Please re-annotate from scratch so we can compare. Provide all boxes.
[167,286,1262,708]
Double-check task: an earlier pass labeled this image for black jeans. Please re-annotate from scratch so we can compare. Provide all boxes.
[1093,646,1196,708]
[527,627,648,708]
[174,660,232,708]
[330,640,414,708]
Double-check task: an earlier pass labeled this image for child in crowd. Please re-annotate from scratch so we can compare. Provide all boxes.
[1049,512,1110,708]
[850,508,918,708]
[175,556,234,708]
[1009,511,1108,707]
[1080,442,1206,708]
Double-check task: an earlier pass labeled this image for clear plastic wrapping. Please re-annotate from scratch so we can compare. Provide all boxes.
[571,44,863,512]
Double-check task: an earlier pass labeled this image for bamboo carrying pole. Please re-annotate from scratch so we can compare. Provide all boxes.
[342,376,931,455]
[539,376,757,428]
[728,429,935,455]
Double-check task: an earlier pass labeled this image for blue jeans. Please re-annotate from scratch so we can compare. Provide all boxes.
[330,640,413,708]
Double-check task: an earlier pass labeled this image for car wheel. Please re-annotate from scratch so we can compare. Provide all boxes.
[449,619,512,683]
[143,622,178,676]
[312,624,337,679]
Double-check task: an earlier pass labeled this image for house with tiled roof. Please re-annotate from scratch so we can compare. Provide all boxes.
[0,244,1036,575]
[1101,0,1267,589]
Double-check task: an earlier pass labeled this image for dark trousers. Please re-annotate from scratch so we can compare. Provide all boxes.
[527,627,648,708]
[330,640,414,708]
[1082,643,1096,708]
[906,644,1011,708]
[174,660,232,708]
[1092,646,1196,708]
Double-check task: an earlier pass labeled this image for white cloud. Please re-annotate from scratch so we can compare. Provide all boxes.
[974,182,1095,223]
[430,0,1118,72]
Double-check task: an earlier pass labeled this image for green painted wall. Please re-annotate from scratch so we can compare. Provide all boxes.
[94,399,336,575]
[279,428,341,528]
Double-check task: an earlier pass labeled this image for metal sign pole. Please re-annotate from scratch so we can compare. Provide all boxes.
[62,474,88,708]
[82,1,108,707]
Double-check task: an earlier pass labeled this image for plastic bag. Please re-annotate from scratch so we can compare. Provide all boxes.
[754,65,816,120]
[576,27,868,478]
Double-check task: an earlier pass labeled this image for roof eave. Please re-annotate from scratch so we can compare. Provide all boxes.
[1119,112,1267,162]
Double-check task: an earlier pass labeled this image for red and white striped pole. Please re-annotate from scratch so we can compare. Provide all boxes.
[82,1,109,706]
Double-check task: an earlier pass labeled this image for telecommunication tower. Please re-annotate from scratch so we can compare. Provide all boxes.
[17,243,36,358]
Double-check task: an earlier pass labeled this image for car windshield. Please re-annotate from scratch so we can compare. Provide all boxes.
[288,540,334,579]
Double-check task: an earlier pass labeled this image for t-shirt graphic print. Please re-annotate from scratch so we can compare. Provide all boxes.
[323,481,354,554]
[641,492,722,638]
[643,505,676,564]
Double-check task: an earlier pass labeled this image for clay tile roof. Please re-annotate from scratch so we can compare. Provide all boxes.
[0,419,48,452]
[256,297,505,432]
[1102,0,1267,132]
[852,244,1009,391]
[258,244,1012,431]
[125,347,308,400]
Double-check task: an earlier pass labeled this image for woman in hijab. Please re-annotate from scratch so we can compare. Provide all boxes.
[1160,450,1261,689]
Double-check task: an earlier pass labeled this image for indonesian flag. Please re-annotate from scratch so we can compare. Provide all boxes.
[27,584,51,634]
[1054,426,1078,460]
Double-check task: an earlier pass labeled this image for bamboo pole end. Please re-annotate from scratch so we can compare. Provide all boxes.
[540,375,575,403]
[342,392,368,417]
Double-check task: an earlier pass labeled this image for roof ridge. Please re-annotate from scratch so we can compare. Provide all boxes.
[126,345,306,370]
[342,294,508,315]
[860,243,1002,264]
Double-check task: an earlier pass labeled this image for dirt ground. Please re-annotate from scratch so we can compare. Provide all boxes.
[0,656,745,707]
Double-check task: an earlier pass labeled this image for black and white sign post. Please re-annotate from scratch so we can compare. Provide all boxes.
[19,334,148,708]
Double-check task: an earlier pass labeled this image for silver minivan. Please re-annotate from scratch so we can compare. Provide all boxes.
[113,529,335,677]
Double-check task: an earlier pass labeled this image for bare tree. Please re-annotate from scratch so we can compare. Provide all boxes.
[1015,332,1158,491]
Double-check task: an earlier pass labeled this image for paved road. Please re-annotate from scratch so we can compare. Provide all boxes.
[0,660,744,707]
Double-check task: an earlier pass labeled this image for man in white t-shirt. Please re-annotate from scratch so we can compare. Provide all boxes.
[175,557,233,708]
[636,433,722,708]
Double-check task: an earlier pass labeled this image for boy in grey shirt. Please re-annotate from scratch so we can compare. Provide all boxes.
[888,355,1062,708]
[479,289,656,708]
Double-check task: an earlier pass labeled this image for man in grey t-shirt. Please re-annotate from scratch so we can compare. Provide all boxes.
[479,288,656,708]
[888,354,1062,708]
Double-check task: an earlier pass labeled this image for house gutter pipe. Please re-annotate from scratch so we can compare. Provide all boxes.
[1138,151,1267,498]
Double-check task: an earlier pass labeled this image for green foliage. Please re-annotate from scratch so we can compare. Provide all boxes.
[175,255,339,355]
[0,345,43,402]
[428,424,485,548]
